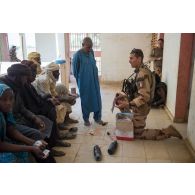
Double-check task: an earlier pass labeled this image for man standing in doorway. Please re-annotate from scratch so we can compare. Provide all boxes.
[72,37,107,126]
[150,38,164,77]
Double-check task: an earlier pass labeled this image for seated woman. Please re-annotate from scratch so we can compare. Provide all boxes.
[0,83,46,163]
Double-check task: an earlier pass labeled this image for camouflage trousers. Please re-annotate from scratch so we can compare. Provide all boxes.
[132,106,169,140]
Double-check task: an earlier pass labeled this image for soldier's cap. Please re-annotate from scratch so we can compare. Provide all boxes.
[130,48,144,59]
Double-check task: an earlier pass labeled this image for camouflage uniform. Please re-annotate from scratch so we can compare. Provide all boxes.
[150,47,163,76]
[9,47,21,62]
[130,64,179,140]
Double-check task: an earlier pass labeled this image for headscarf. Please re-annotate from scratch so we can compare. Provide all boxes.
[0,83,10,96]
[7,63,31,77]
[44,62,60,82]
[0,83,14,141]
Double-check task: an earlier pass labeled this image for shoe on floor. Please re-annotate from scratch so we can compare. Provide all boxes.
[58,132,77,140]
[66,118,79,124]
[51,149,66,157]
[163,125,183,139]
[68,127,78,133]
[58,123,69,130]
[55,140,71,147]
[95,120,108,126]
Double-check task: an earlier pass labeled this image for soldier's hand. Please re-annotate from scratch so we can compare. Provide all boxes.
[129,101,136,106]
[115,98,129,111]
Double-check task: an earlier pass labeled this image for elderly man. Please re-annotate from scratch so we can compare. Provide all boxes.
[72,37,107,126]
[33,62,78,132]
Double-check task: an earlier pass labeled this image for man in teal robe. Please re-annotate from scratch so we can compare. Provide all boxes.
[72,37,107,126]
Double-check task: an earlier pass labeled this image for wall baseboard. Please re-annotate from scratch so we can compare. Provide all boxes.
[100,80,122,85]
[164,105,174,121]
[184,138,195,161]
[164,105,187,123]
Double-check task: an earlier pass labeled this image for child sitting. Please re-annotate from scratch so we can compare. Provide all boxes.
[0,83,46,163]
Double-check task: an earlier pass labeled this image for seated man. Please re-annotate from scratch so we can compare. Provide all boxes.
[21,60,77,138]
[0,63,67,157]
[55,83,78,125]
[0,83,53,163]
[33,62,78,129]
[28,52,78,126]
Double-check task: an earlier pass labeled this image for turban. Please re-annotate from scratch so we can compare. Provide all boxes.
[28,52,40,61]
[45,62,60,72]
[7,64,31,77]
[27,53,42,75]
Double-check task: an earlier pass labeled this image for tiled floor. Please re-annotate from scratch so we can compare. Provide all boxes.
[54,81,194,163]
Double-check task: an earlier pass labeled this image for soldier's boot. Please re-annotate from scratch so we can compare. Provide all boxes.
[162,125,183,139]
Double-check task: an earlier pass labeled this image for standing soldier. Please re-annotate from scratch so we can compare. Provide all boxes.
[9,46,21,62]
[150,38,164,77]
[115,48,182,140]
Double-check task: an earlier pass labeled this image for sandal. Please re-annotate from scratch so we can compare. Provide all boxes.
[95,120,108,126]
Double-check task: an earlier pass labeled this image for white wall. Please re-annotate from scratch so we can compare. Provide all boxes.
[187,54,195,150]
[35,33,57,62]
[100,33,152,82]
[162,33,181,116]
[0,34,3,61]
[55,33,65,59]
